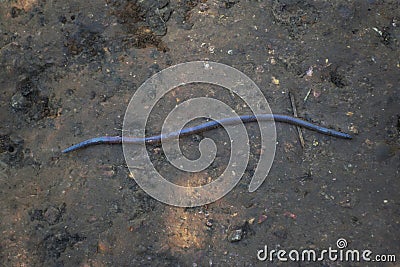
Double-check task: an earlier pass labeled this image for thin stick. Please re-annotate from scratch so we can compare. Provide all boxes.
[289,92,305,148]
[304,88,312,102]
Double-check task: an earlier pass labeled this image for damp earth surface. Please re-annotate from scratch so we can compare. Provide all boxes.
[0,0,399,266]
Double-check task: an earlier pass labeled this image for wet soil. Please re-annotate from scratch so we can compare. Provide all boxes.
[0,0,399,266]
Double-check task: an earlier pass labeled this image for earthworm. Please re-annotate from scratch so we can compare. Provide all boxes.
[62,114,352,153]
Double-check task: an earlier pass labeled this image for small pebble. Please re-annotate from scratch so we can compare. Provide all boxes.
[271,76,280,85]
[11,93,30,110]
[228,229,243,242]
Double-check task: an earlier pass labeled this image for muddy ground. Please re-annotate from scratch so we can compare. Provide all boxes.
[0,0,399,266]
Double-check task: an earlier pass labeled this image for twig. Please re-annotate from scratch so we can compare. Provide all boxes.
[303,88,312,102]
[289,92,305,149]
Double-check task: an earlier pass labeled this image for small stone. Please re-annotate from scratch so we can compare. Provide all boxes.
[208,46,215,53]
[349,125,359,134]
[11,92,30,110]
[257,214,268,224]
[97,241,110,253]
[271,76,280,85]
[228,229,243,242]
